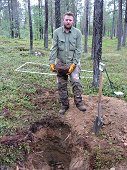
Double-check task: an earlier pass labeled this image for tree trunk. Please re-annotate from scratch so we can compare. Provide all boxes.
[23,0,28,30]
[50,0,53,38]
[55,0,61,29]
[28,0,33,53]
[111,0,116,39]
[84,0,89,53]
[92,0,103,87]
[14,0,20,38]
[117,0,122,50]
[8,0,14,38]
[88,4,91,35]
[38,0,41,39]
[38,0,43,39]
[91,3,95,60]
[44,0,48,48]
[73,0,78,27]
[66,0,69,11]
[122,0,127,46]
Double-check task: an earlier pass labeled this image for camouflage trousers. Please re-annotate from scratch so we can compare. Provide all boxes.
[57,65,83,107]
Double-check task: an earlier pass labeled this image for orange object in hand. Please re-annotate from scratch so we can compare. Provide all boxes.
[50,64,56,72]
[67,63,76,75]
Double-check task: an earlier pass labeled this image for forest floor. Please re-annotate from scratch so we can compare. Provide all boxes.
[1,87,127,170]
[0,37,127,169]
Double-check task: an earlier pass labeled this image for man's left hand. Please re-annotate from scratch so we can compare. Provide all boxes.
[67,64,76,75]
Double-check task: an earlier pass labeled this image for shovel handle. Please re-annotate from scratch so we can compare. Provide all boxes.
[98,62,104,103]
[93,71,103,134]
[98,70,103,116]
[93,65,104,135]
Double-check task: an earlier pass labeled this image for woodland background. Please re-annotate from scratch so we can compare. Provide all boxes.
[0,0,127,86]
[0,0,127,49]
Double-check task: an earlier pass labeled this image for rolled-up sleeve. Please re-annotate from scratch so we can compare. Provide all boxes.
[49,31,58,64]
[73,30,82,65]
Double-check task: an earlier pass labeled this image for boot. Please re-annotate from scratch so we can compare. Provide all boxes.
[72,82,86,112]
[76,103,86,112]
[59,105,69,115]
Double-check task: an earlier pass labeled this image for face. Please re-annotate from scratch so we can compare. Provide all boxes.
[63,15,74,29]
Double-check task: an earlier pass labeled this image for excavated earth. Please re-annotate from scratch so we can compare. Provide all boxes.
[0,88,127,170]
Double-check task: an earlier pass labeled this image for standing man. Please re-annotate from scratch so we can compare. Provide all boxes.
[49,12,86,115]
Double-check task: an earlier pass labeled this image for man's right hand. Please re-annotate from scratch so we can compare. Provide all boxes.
[50,64,56,72]
[67,63,76,75]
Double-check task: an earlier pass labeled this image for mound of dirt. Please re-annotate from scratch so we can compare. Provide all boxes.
[65,95,127,169]
[67,95,127,144]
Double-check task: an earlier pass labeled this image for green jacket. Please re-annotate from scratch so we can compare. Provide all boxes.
[49,26,82,65]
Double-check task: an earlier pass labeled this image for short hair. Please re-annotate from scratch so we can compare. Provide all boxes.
[64,12,74,18]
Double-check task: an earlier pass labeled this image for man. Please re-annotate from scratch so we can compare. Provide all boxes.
[49,12,86,115]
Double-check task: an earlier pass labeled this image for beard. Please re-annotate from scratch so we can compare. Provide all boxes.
[64,24,72,30]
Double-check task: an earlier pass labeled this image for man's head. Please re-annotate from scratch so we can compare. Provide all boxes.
[63,12,74,30]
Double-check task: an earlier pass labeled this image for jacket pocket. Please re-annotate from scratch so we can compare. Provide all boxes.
[58,39,65,51]
[69,38,76,51]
